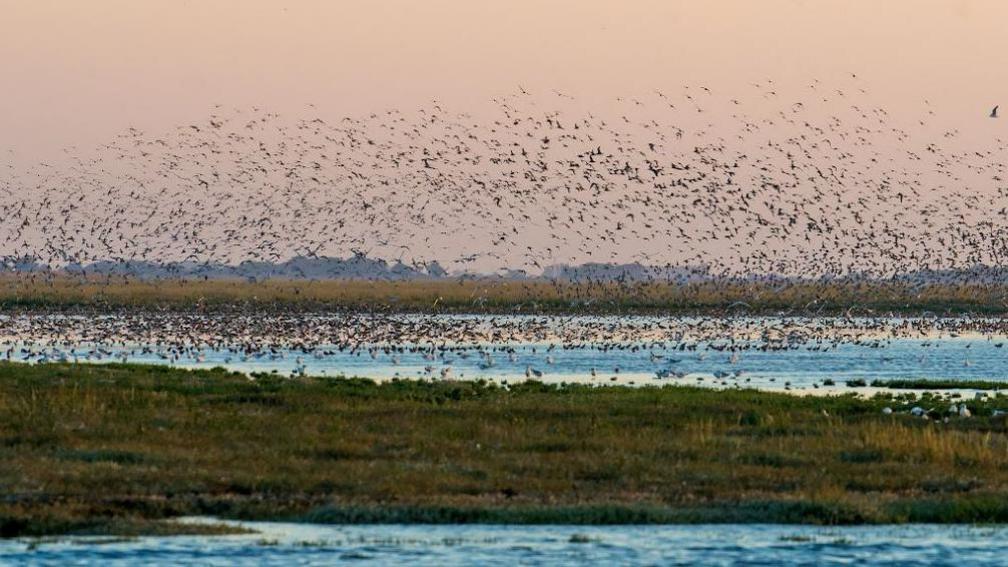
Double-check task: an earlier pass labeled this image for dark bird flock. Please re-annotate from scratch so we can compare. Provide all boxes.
[3,80,1008,398]
[1,79,1005,281]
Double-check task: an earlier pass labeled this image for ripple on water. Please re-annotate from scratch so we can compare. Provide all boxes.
[4,522,1008,566]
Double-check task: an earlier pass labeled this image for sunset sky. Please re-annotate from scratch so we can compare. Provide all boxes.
[1,0,1004,166]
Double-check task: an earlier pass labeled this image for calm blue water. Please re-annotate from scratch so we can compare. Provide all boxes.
[4,521,1008,565]
[21,337,1008,390]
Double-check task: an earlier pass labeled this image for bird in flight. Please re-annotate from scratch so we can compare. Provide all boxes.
[992,105,1000,118]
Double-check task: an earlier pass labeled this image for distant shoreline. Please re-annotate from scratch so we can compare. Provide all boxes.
[3,275,1008,315]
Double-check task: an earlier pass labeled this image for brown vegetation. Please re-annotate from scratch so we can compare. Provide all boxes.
[2,363,1008,535]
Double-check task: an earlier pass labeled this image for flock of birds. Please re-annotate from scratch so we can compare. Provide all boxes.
[5,313,1008,390]
[2,79,1007,389]
[0,78,1005,281]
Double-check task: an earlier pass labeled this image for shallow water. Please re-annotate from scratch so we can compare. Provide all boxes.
[198,338,1008,389]
[4,521,1008,565]
[9,314,1008,390]
[19,336,1008,390]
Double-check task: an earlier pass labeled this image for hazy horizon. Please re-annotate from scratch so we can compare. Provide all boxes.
[2,1,1007,278]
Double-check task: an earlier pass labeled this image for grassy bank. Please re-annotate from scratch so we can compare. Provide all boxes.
[3,274,1008,314]
[871,379,1008,391]
[2,363,1008,536]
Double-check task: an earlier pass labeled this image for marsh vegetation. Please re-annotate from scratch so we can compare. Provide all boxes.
[3,363,1008,536]
[3,275,1008,314]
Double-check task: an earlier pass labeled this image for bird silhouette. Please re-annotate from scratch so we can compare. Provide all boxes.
[2,79,1007,286]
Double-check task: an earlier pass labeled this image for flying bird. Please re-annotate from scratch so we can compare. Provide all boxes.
[992,105,999,118]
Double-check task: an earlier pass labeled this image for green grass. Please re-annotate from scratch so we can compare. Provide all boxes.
[5,274,1008,314]
[872,379,1008,390]
[3,362,1008,536]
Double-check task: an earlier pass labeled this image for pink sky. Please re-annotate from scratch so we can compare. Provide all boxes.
[1,0,1005,166]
